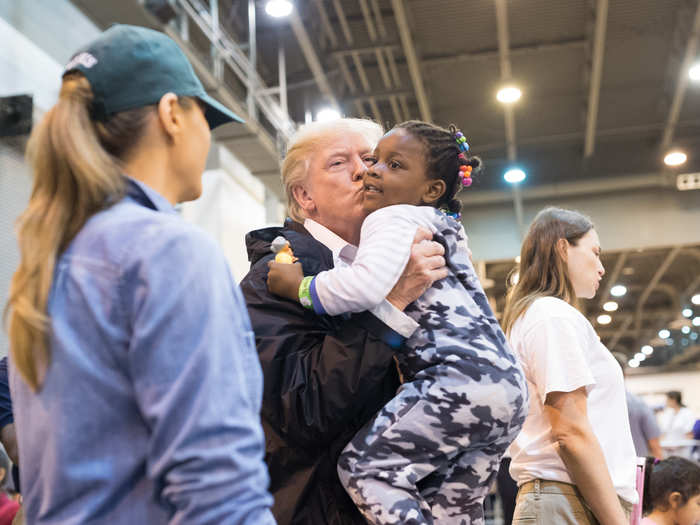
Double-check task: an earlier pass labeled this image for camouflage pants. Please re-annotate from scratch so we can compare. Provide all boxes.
[337,366,526,525]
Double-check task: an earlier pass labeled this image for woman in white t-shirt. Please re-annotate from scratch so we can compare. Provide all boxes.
[659,390,696,458]
[502,207,638,525]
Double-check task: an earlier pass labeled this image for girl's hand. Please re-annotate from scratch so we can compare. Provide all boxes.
[267,261,304,302]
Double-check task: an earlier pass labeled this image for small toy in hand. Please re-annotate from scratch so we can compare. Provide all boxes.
[270,236,297,264]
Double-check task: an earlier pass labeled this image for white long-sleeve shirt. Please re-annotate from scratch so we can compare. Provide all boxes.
[311,204,469,317]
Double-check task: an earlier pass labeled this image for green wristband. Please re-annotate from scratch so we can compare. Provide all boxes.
[299,276,314,310]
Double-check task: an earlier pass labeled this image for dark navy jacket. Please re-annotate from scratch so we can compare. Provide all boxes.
[240,220,403,525]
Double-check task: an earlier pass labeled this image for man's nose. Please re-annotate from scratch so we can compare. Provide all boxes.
[351,158,368,182]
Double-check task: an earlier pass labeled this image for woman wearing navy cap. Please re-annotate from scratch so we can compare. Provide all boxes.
[5,25,275,525]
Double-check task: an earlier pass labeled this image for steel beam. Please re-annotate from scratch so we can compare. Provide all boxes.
[288,8,338,107]
[583,0,608,158]
[390,0,431,121]
[634,246,683,332]
[460,172,670,206]
[423,38,586,67]
[661,0,700,151]
[494,0,523,237]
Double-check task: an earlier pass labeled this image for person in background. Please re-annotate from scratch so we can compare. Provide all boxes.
[502,207,638,525]
[5,25,274,524]
[659,391,696,458]
[0,447,19,525]
[612,353,664,459]
[240,118,448,525]
[641,456,700,525]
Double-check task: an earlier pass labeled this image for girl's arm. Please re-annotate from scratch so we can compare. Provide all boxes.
[312,206,430,316]
[545,388,629,525]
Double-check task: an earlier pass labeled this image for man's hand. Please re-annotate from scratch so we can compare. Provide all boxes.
[267,261,305,302]
[386,228,448,311]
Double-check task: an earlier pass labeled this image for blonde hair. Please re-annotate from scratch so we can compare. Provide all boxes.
[282,118,383,222]
[4,73,154,391]
[502,207,594,336]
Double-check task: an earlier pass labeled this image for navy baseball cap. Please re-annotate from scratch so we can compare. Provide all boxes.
[63,24,243,129]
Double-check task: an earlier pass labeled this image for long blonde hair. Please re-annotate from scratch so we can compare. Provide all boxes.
[5,72,153,391]
[502,207,594,336]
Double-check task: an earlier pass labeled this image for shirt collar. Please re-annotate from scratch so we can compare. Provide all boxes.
[303,218,358,263]
[125,177,178,215]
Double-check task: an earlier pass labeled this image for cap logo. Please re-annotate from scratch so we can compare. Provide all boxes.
[64,52,98,72]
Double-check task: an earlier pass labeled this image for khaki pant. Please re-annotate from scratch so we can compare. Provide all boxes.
[512,479,632,525]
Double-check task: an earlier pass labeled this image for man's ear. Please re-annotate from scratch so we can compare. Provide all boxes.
[422,179,447,205]
[292,184,316,215]
[556,238,569,263]
[156,93,181,142]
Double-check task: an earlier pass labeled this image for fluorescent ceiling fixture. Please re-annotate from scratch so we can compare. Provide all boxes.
[603,301,618,312]
[265,0,293,17]
[610,285,627,297]
[628,359,639,368]
[315,107,341,122]
[681,325,691,334]
[504,168,526,184]
[658,329,671,339]
[664,150,687,166]
[514,255,521,263]
[635,352,645,361]
[693,317,700,327]
[641,345,653,355]
[597,314,612,325]
[692,294,700,305]
[689,62,700,81]
[683,308,693,318]
[497,86,522,104]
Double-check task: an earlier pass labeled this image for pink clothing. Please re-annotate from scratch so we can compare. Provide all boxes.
[0,492,19,525]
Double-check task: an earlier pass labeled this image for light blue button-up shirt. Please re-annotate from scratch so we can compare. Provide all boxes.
[10,178,275,524]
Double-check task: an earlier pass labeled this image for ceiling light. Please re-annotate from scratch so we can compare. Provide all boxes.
[658,329,671,339]
[681,325,691,334]
[510,271,520,286]
[610,285,627,297]
[691,332,699,340]
[597,314,612,325]
[504,168,526,184]
[689,62,700,81]
[265,0,293,17]
[603,301,618,312]
[635,352,646,361]
[641,345,654,355]
[692,294,700,305]
[497,86,522,104]
[628,359,639,368]
[693,317,700,327]
[315,107,341,122]
[664,150,687,166]
[683,308,693,318]
[666,338,674,346]
[514,255,521,263]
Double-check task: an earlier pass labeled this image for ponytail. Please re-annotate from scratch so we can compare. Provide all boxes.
[5,72,153,391]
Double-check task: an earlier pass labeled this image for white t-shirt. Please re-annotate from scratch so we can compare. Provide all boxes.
[507,296,638,504]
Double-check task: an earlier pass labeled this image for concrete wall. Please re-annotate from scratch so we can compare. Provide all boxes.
[463,186,700,261]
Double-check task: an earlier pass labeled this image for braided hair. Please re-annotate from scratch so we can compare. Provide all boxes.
[394,120,482,216]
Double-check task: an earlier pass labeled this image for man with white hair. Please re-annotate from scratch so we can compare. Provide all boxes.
[240,118,448,525]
